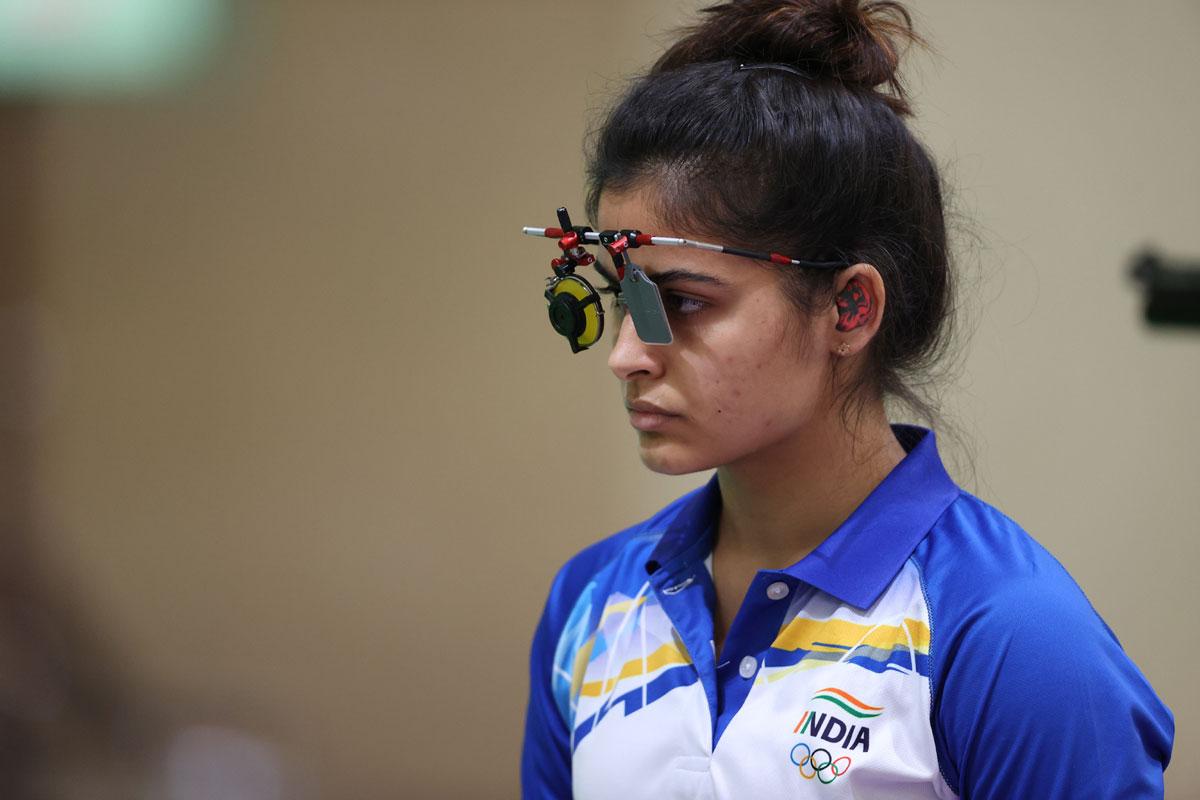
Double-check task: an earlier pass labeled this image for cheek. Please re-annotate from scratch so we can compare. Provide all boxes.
[700,355,786,427]
[697,330,815,431]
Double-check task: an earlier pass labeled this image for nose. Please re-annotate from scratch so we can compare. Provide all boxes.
[608,310,665,382]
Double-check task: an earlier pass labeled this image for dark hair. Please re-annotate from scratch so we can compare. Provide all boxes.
[585,0,961,436]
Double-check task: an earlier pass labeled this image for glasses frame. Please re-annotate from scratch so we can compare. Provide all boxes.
[523,207,852,350]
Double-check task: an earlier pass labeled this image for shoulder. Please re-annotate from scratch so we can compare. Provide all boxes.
[538,479,710,636]
[910,488,1125,687]
[909,491,1174,797]
[526,481,709,734]
[911,489,1090,619]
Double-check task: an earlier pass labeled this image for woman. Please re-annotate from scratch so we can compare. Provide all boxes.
[521,1,1174,797]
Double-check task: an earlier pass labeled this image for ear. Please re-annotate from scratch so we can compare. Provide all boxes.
[827,263,886,358]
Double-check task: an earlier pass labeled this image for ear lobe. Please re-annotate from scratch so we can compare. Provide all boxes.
[835,278,872,332]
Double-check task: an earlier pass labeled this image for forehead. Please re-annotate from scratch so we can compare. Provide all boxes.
[595,188,665,230]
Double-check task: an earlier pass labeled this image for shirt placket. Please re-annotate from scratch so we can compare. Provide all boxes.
[711,571,796,747]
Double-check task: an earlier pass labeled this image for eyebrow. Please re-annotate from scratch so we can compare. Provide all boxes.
[639,267,730,288]
[594,251,730,289]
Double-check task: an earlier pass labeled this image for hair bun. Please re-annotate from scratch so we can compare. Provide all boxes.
[653,0,924,115]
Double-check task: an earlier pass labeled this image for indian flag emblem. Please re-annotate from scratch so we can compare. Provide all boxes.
[810,687,883,719]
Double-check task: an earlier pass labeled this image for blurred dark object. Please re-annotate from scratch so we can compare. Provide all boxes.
[0,100,295,800]
[0,101,151,800]
[1129,250,1200,328]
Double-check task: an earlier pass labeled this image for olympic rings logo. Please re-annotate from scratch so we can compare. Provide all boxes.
[790,742,851,784]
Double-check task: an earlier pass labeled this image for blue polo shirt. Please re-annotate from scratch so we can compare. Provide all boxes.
[522,424,1173,798]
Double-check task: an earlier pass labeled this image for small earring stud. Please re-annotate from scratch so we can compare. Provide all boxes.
[837,343,851,356]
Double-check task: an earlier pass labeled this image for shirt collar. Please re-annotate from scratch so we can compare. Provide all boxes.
[645,424,960,610]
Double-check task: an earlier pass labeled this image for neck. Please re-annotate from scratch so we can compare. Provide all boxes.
[714,402,907,568]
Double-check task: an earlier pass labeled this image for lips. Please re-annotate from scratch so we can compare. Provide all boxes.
[625,399,681,432]
[625,399,679,416]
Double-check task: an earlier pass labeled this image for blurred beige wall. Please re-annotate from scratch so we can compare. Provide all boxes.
[6,0,1196,796]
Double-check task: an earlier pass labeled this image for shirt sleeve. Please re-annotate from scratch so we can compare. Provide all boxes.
[931,574,1174,799]
[521,571,574,800]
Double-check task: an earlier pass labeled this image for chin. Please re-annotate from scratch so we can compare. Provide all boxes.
[637,439,717,476]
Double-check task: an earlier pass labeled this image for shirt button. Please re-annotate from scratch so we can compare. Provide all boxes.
[766,581,790,601]
[738,656,758,679]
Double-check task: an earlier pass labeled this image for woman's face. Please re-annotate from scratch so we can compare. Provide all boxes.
[598,188,840,476]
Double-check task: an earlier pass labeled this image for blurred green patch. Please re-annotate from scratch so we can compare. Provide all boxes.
[0,0,225,96]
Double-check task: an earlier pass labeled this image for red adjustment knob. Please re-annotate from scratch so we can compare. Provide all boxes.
[606,235,630,255]
[577,253,595,266]
[558,231,580,250]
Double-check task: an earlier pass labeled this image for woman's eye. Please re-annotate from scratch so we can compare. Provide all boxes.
[663,293,707,316]
[604,291,706,318]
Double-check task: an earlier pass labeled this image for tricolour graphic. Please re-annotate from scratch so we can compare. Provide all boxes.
[810,687,884,719]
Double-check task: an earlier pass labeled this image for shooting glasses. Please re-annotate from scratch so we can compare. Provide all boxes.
[523,207,851,353]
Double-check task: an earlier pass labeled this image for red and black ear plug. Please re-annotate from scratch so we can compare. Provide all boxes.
[835,278,872,332]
